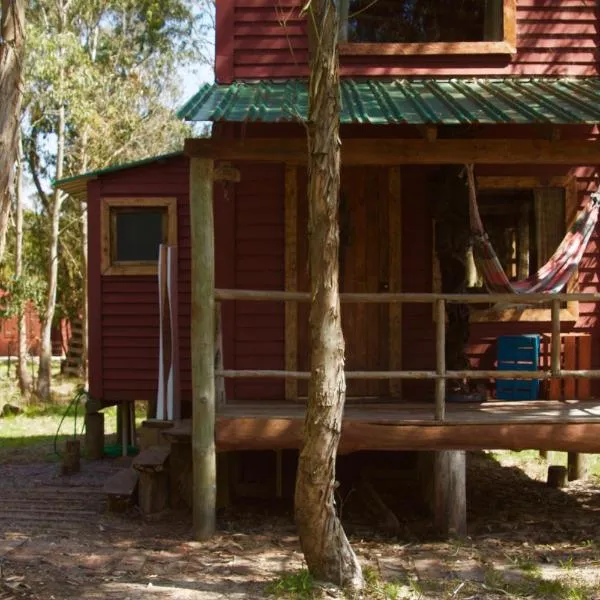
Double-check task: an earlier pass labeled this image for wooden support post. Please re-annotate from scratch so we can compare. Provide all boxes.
[568,452,586,481]
[284,165,298,401]
[434,450,466,537]
[216,452,231,509]
[435,299,446,421]
[190,156,216,540]
[551,299,561,380]
[275,450,283,498]
[120,402,129,457]
[84,412,104,460]
[388,167,402,398]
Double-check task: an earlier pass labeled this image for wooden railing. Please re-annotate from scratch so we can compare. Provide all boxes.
[214,289,600,422]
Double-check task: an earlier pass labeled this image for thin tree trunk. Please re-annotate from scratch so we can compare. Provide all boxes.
[294,0,363,590]
[15,135,31,395]
[0,0,25,264]
[37,2,66,399]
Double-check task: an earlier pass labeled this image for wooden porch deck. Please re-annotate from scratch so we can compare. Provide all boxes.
[165,400,600,454]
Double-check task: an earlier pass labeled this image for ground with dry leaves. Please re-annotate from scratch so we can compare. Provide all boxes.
[0,452,599,599]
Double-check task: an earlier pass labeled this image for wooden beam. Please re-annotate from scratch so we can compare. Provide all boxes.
[284,165,298,401]
[215,419,600,454]
[419,125,438,142]
[388,167,402,398]
[190,157,216,540]
[185,138,600,166]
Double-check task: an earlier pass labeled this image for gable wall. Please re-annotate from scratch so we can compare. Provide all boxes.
[217,0,598,82]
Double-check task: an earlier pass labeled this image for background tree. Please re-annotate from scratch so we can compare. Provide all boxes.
[23,0,208,398]
[294,0,364,591]
[0,0,25,264]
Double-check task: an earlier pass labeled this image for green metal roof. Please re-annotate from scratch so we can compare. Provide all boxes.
[178,78,600,126]
[54,151,184,199]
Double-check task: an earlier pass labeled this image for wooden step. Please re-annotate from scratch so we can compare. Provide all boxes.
[132,446,170,473]
[103,468,139,512]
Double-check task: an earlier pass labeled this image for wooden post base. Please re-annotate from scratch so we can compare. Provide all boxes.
[567,453,586,481]
[434,450,466,537]
[85,412,105,460]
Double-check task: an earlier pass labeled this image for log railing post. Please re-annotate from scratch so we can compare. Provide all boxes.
[435,299,446,421]
[190,157,216,540]
[551,298,561,377]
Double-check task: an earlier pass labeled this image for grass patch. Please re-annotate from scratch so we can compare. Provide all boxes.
[484,567,596,599]
[487,450,600,480]
[266,570,315,599]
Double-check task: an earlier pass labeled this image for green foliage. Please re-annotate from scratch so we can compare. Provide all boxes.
[10,0,214,330]
[267,570,316,599]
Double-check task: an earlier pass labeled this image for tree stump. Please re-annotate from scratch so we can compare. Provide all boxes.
[547,465,567,488]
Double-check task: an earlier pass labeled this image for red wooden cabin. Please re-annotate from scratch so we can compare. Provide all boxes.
[58,0,600,526]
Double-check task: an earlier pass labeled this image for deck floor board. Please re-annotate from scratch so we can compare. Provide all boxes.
[217,399,600,425]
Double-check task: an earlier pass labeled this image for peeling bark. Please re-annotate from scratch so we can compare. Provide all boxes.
[0,0,25,265]
[294,0,363,591]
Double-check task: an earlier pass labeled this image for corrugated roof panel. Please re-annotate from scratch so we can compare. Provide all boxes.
[178,78,600,126]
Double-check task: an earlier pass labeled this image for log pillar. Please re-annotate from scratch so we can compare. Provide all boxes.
[84,412,105,460]
[434,450,466,537]
[190,156,216,540]
[568,452,586,481]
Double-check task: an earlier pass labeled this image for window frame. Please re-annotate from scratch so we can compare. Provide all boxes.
[339,0,517,56]
[471,176,579,323]
[100,197,177,276]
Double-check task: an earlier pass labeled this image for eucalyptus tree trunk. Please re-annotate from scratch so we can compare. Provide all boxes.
[0,0,25,264]
[294,0,363,590]
[15,137,31,395]
[37,1,67,400]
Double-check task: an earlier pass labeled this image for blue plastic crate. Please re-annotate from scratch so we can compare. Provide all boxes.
[496,335,540,400]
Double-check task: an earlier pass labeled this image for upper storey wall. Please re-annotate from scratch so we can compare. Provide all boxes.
[215,0,599,82]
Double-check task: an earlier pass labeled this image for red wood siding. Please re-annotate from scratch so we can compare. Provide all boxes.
[233,163,285,400]
[220,0,598,81]
[89,156,192,404]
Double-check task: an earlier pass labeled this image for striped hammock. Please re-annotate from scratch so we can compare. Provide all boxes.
[465,165,599,295]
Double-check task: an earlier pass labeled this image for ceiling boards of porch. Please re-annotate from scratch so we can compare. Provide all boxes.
[179,78,600,126]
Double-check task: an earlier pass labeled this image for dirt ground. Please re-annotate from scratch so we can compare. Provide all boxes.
[0,453,599,600]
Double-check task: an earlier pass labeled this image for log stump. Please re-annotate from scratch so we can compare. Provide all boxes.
[547,465,567,488]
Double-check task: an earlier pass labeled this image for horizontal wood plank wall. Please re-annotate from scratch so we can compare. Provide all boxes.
[96,156,193,405]
[230,0,598,79]
[233,163,285,401]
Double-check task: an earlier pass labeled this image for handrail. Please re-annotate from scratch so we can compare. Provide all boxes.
[213,288,594,422]
[215,288,600,304]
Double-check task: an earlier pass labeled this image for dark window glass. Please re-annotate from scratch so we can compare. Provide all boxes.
[347,0,503,43]
[113,208,166,262]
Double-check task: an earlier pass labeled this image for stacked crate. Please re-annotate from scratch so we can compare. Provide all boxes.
[496,335,541,400]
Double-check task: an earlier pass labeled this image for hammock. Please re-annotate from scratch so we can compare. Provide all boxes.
[465,165,599,295]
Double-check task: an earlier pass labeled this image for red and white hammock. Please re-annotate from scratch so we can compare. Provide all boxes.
[466,165,599,295]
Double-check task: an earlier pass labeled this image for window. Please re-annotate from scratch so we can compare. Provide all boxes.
[101,197,177,275]
[338,0,516,55]
[433,176,579,322]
